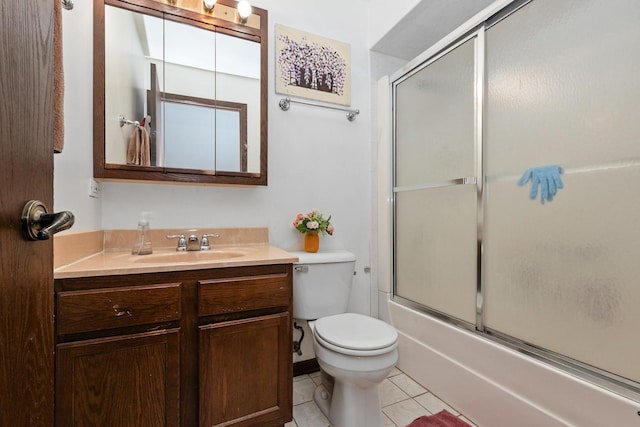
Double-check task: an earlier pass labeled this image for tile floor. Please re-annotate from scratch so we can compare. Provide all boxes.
[287,367,477,427]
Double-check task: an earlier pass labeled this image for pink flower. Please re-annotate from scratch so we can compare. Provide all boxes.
[292,209,333,236]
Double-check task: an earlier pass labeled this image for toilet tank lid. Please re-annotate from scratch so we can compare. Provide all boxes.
[289,250,355,264]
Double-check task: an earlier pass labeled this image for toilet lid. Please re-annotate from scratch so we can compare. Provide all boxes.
[314,313,397,351]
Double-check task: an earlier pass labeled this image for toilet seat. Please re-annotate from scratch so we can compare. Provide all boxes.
[314,313,398,356]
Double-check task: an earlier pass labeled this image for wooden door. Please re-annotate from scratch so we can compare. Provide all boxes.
[0,1,55,425]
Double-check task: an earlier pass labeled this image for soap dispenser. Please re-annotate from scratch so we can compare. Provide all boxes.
[132,212,153,255]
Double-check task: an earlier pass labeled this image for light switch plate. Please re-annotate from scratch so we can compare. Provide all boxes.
[89,178,102,198]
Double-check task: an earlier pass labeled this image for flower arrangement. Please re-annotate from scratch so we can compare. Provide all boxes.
[293,209,334,235]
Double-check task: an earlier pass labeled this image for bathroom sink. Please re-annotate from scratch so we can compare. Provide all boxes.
[133,250,244,264]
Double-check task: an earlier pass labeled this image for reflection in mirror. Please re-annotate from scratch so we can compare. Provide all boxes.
[161,93,247,171]
[104,5,158,166]
[96,0,268,185]
[215,32,260,173]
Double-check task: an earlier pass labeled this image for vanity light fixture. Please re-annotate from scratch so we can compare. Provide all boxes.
[236,0,252,23]
[203,0,216,12]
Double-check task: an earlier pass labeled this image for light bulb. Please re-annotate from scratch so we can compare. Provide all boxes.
[237,0,252,22]
[203,0,216,11]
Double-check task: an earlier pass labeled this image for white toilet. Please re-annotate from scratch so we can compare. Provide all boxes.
[291,250,398,427]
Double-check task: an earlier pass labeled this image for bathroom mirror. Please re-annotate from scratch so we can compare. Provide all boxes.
[94,0,268,185]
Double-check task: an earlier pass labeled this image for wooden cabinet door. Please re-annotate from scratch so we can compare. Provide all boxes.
[56,329,180,427]
[199,313,292,427]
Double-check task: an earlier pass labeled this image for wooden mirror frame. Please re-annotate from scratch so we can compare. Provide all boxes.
[93,0,268,185]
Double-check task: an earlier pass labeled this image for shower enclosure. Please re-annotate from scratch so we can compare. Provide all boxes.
[392,0,640,399]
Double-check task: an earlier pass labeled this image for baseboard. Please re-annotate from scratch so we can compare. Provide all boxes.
[293,358,319,377]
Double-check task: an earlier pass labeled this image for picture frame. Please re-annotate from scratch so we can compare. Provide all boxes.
[275,24,351,106]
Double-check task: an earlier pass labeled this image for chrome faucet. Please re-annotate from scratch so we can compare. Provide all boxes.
[186,234,200,251]
[200,233,219,250]
[166,234,187,251]
[167,232,219,251]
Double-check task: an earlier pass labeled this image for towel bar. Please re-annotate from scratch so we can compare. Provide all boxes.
[118,115,140,128]
[278,97,359,122]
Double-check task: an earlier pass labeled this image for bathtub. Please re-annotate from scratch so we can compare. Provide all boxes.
[387,300,639,427]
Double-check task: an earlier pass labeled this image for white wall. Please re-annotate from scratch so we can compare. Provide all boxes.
[54,0,101,231]
[366,0,421,49]
[54,0,374,316]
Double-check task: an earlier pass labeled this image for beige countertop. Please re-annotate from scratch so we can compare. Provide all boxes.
[54,227,298,279]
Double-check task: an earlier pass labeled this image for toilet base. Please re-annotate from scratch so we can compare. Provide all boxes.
[313,384,332,420]
[313,379,383,427]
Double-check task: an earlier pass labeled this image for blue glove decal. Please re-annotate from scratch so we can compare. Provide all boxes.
[518,165,564,204]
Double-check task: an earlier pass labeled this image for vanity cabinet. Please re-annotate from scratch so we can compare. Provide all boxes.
[54,280,182,427]
[54,264,293,427]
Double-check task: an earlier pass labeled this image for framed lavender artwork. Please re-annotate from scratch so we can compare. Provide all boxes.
[275,24,351,106]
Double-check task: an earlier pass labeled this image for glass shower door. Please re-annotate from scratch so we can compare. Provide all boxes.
[483,0,640,384]
[393,35,479,325]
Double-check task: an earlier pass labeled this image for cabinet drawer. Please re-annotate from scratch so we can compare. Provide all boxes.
[198,274,290,316]
[57,283,181,335]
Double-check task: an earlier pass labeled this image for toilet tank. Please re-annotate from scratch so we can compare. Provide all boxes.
[290,250,356,320]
